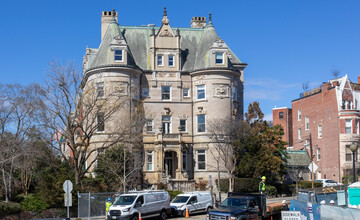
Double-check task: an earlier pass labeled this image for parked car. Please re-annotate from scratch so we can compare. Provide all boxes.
[170,192,213,216]
[314,179,344,187]
[108,190,171,220]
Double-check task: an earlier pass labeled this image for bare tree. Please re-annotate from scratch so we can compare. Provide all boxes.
[302,81,309,92]
[286,156,309,194]
[39,61,144,190]
[0,84,41,202]
[331,65,341,78]
[207,117,246,193]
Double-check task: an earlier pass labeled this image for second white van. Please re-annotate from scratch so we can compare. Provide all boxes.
[170,192,213,216]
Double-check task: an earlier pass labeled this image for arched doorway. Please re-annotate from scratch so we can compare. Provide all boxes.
[164,151,178,178]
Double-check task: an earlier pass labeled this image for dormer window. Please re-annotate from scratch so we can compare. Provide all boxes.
[168,55,174,66]
[157,55,163,66]
[215,52,224,64]
[114,49,123,62]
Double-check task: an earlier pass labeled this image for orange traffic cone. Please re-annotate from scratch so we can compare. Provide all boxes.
[139,212,142,220]
[185,205,190,218]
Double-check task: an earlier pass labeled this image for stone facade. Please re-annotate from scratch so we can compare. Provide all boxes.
[82,8,246,190]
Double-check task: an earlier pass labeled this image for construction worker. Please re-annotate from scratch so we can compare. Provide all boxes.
[282,200,289,210]
[259,176,266,216]
[259,176,266,194]
[106,197,112,217]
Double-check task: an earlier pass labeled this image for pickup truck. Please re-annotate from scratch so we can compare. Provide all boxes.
[207,193,282,220]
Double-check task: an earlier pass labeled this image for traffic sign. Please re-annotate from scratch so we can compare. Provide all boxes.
[308,162,318,173]
[64,193,72,207]
[63,180,73,193]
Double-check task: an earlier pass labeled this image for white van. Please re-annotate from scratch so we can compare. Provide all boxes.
[108,191,171,220]
[170,192,213,216]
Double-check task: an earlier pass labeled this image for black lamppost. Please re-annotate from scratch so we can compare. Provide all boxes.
[350,143,358,183]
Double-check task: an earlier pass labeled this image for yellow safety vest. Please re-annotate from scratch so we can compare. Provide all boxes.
[106,201,112,211]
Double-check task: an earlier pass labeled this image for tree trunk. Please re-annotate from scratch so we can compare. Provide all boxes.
[2,166,8,202]
[228,176,234,192]
[217,161,221,203]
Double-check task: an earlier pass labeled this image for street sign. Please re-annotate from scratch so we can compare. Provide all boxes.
[308,161,318,173]
[63,180,73,193]
[64,193,72,207]
[209,175,213,187]
[281,211,300,220]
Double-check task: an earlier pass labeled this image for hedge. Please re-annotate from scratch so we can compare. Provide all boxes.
[289,181,322,189]
[0,202,22,217]
[20,194,48,212]
[216,178,259,192]
[167,190,183,200]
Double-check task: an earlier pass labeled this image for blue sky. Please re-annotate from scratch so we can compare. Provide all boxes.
[1,0,360,120]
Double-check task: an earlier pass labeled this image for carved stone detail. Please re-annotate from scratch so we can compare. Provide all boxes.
[157,72,176,78]
[213,84,229,99]
[159,28,173,37]
[196,75,206,80]
[196,106,207,114]
[114,82,128,95]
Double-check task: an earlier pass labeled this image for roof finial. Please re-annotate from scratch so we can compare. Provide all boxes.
[161,6,169,24]
[209,12,212,22]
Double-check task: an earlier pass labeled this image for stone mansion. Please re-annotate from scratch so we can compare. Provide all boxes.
[82,8,247,189]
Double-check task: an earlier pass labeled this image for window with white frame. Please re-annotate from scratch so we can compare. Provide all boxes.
[318,125,322,138]
[317,148,321,161]
[162,115,171,134]
[298,109,301,121]
[356,119,359,134]
[197,115,206,133]
[346,145,356,162]
[157,55,163,66]
[183,88,190,97]
[182,150,187,171]
[279,112,284,119]
[161,86,171,100]
[147,150,154,171]
[114,49,123,62]
[142,88,149,97]
[146,119,153,132]
[168,55,174,66]
[345,119,352,134]
[96,82,104,98]
[305,116,309,130]
[215,52,224,64]
[196,150,206,170]
[298,128,301,139]
[180,119,186,132]
[196,85,206,100]
[97,113,105,132]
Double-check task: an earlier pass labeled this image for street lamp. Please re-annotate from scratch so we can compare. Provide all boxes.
[350,143,358,183]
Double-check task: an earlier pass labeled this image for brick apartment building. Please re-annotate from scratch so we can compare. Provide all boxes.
[273,75,360,183]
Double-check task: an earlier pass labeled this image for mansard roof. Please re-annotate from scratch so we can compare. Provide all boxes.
[86,21,242,72]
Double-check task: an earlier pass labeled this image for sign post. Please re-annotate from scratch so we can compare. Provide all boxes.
[63,180,73,220]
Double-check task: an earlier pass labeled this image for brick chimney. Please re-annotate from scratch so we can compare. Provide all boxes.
[101,10,118,41]
[191,17,206,28]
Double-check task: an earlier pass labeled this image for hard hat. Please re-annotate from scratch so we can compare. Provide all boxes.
[282,200,286,204]
[107,198,111,201]
[320,200,326,205]
[330,200,335,204]
[261,176,266,180]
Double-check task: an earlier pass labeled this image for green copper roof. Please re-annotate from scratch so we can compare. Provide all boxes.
[87,23,242,72]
